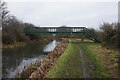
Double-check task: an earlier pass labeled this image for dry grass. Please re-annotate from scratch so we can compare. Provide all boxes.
[91,45,119,78]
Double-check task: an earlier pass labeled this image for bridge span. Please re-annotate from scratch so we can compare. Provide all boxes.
[24,27,101,43]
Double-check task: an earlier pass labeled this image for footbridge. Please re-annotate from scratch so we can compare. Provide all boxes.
[24,27,101,43]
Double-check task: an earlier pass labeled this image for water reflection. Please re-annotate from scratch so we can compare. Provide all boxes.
[7,56,44,78]
[2,40,59,78]
[44,40,59,52]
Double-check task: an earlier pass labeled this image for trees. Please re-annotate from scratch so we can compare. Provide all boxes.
[1,2,9,28]
[2,1,52,44]
[100,23,120,49]
[2,15,30,44]
[1,2,30,44]
[1,2,9,20]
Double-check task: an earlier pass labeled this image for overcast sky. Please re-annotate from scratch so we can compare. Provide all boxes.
[4,0,119,29]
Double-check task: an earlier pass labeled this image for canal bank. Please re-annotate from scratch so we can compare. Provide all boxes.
[46,40,83,78]
[2,39,59,78]
[4,39,119,78]
[15,39,68,78]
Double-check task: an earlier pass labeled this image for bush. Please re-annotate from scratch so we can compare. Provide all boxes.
[100,23,120,49]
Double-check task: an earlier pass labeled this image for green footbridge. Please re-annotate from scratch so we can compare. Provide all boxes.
[24,27,101,43]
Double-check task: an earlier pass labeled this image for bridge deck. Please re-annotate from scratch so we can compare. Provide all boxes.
[24,27,101,43]
[24,27,86,34]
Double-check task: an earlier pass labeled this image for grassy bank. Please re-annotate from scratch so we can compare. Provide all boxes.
[79,41,119,78]
[46,40,82,78]
[46,39,119,78]
[2,42,26,49]
[79,42,108,78]
[2,39,49,49]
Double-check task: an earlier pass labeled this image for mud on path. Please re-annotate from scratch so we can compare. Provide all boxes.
[79,47,90,78]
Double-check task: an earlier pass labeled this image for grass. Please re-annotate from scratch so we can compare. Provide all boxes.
[90,44,119,78]
[2,39,49,49]
[2,42,26,49]
[79,41,118,78]
[46,40,83,78]
[46,39,119,78]
[79,42,109,78]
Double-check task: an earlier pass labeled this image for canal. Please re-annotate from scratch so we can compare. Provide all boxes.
[2,40,59,78]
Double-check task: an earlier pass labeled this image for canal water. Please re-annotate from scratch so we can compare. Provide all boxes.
[2,40,59,78]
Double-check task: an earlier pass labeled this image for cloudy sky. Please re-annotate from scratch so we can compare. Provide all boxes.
[4,0,119,29]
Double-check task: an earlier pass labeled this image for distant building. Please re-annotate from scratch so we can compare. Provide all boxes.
[118,1,120,23]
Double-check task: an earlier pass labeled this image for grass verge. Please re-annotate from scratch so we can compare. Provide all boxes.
[46,41,82,78]
[79,41,118,78]
[46,39,119,78]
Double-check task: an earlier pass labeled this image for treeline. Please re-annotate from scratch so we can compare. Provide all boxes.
[2,2,51,45]
[2,2,120,49]
[98,23,120,50]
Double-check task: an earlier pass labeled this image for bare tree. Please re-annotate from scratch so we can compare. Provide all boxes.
[1,2,9,20]
[0,1,2,28]
[1,1,9,28]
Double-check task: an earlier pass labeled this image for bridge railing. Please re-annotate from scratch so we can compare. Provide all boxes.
[24,27,86,34]
[24,27,101,42]
[83,28,101,42]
